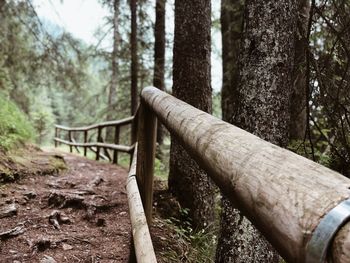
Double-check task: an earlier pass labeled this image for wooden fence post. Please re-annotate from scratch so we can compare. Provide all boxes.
[55,128,58,147]
[113,126,120,164]
[68,131,73,153]
[84,130,88,157]
[57,129,60,146]
[96,127,102,160]
[136,101,157,225]
[131,108,139,145]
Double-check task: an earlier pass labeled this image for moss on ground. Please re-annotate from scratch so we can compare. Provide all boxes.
[0,145,66,184]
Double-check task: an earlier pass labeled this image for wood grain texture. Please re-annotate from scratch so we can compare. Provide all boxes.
[141,86,350,263]
[136,103,157,225]
[127,145,157,263]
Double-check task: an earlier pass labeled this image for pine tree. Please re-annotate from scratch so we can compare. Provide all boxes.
[169,0,216,229]
[217,0,298,261]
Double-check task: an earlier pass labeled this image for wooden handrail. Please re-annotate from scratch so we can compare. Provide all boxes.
[139,86,350,263]
[88,146,109,161]
[55,116,134,132]
[55,87,350,262]
[127,144,157,263]
[54,115,135,163]
[54,110,157,262]
[54,138,134,153]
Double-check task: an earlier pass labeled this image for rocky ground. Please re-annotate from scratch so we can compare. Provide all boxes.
[0,150,132,263]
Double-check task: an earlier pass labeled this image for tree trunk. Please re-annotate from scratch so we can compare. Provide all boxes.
[0,0,5,11]
[106,0,120,142]
[221,0,244,123]
[130,0,138,115]
[217,0,247,262]
[169,0,216,229]
[153,0,166,145]
[217,0,297,261]
[290,0,310,140]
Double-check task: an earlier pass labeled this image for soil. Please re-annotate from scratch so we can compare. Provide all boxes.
[0,149,132,263]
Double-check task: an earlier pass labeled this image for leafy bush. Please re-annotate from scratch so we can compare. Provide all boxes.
[0,94,34,150]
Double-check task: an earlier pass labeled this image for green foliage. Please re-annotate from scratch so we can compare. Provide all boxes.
[288,139,332,167]
[161,208,217,262]
[212,91,222,119]
[154,157,168,180]
[307,1,350,176]
[0,94,34,151]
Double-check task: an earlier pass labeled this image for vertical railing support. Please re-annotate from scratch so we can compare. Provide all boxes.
[68,131,73,153]
[136,101,157,224]
[113,126,120,164]
[131,108,139,145]
[84,130,88,157]
[96,127,102,160]
[55,127,58,147]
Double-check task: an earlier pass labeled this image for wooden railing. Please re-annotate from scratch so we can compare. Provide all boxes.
[55,87,350,263]
[54,116,135,163]
[136,87,350,263]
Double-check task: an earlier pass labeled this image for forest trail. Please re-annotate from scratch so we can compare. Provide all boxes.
[0,150,131,263]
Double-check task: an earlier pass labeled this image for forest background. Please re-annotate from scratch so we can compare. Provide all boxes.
[2,0,350,261]
[0,0,222,150]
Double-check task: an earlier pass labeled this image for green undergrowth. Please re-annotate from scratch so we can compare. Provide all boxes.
[0,94,34,151]
[157,208,218,262]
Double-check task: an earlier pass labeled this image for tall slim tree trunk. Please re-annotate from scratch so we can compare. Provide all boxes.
[290,0,310,140]
[216,0,297,261]
[0,0,5,11]
[216,0,245,261]
[106,0,120,141]
[221,0,244,123]
[169,0,215,229]
[130,0,138,115]
[153,0,166,144]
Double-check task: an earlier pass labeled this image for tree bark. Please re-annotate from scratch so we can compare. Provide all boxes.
[217,2,247,261]
[130,0,138,115]
[153,0,166,145]
[220,0,244,123]
[106,0,120,141]
[169,0,216,229]
[236,0,297,145]
[217,0,298,262]
[290,0,310,140]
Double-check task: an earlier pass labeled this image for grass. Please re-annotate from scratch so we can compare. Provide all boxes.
[0,94,34,151]
[158,208,218,263]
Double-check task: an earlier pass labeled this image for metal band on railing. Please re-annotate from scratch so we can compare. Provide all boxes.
[306,198,350,263]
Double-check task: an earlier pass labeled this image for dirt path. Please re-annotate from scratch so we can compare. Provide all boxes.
[0,151,132,263]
